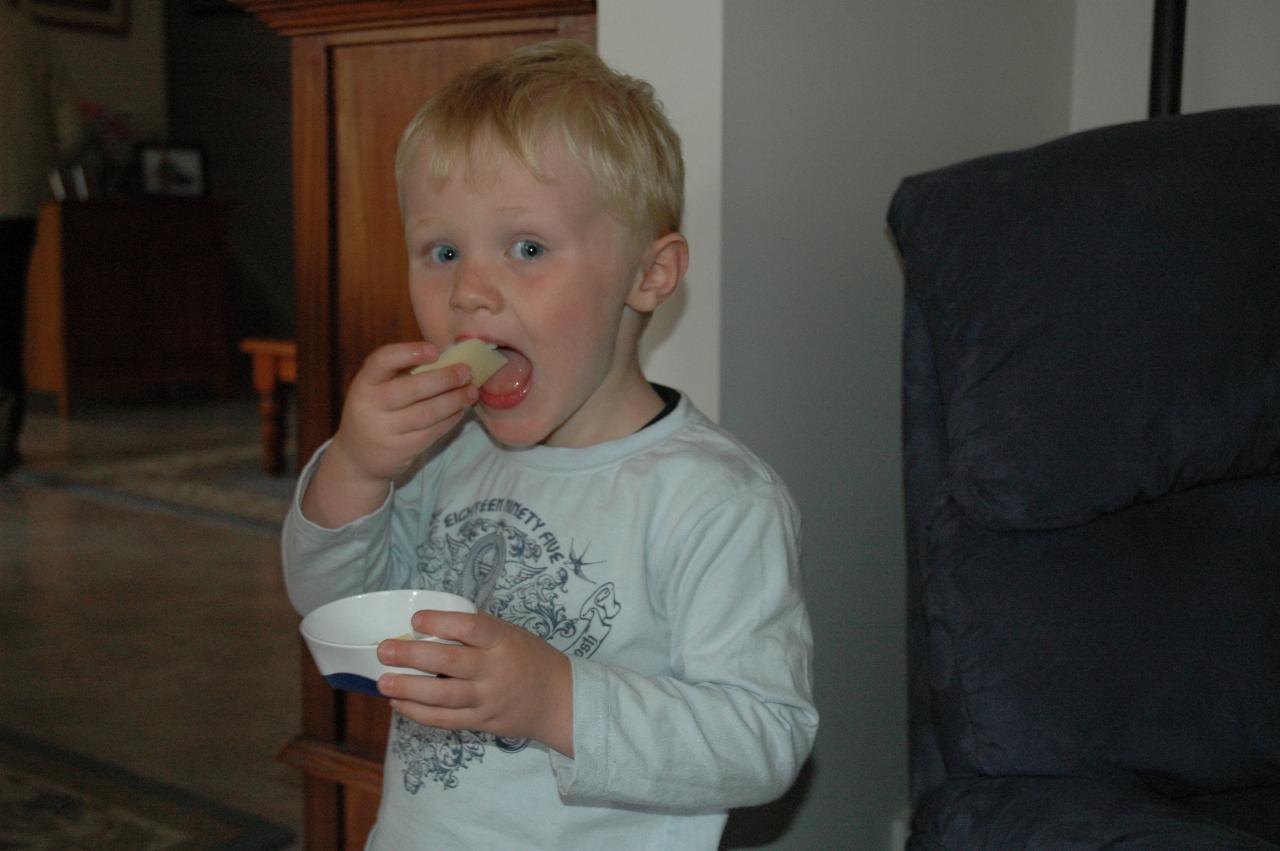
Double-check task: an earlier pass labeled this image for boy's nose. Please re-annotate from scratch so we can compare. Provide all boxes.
[449,263,503,314]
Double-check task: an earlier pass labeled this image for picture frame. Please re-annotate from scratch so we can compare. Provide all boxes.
[137,143,207,198]
[188,0,245,14]
[29,0,131,34]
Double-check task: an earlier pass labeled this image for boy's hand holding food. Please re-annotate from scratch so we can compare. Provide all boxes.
[376,610,575,759]
[301,341,478,528]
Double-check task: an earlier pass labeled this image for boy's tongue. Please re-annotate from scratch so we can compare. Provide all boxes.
[482,348,532,396]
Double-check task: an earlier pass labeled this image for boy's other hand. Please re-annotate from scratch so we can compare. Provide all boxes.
[301,342,478,528]
[376,611,575,759]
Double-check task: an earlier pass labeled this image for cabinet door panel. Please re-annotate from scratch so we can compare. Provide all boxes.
[51,202,228,397]
[332,32,545,391]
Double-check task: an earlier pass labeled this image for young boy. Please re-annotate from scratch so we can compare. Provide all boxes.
[283,40,817,849]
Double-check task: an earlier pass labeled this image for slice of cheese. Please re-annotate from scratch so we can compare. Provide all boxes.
[410,339,509,386]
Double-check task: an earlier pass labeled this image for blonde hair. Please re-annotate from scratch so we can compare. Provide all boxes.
[395,39,684,252]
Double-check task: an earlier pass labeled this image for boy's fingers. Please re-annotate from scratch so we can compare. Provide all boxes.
[404,365,476,404]
[376,667,474,710]
[386,675,474,710]
[412,610,492,648]
[385,366,474,414]
[402,408,465,445]
[378,637,472,679]
[413,363,473,392]
[361,341,440,383]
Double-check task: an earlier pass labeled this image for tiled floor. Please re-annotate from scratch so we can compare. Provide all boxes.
[0,398,304,843]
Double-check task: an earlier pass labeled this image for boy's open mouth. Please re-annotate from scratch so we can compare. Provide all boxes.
[479,348,531,409]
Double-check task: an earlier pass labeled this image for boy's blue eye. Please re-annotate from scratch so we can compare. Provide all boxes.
[427,244,458,264]
[510,240,545,260]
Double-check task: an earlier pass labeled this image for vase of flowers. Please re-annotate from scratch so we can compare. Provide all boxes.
[62,98,135,198]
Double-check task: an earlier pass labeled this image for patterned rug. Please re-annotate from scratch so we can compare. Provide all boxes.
[14,445,296,531]
[0,727,293,850]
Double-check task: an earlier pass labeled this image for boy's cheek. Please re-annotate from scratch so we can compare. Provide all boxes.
[408,275,447,311]
[408,299,451,343]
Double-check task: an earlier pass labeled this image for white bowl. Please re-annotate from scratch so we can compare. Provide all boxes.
[299,589,476,696]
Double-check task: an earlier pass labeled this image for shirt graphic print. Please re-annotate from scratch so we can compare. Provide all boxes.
[391,496,620,793]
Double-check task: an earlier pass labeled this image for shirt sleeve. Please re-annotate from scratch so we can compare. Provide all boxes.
[549,483,818,811]
[280,440,409,616]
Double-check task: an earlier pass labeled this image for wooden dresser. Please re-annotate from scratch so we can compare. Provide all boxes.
[237,2,596,847]
[23,200,231,415]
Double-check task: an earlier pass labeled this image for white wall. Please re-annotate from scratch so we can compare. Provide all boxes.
[1070,0,1152,131]
[45,2,167,142]
[1183,0,1280,112]
[1071,0,1280,132]
[720,4,1075,847]
[598,0,723,420]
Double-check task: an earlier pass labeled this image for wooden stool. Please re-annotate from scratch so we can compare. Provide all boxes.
[239,338,296,475]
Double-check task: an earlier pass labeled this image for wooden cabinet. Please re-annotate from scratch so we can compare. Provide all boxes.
[23,200,231,415]
[238,2,595,847]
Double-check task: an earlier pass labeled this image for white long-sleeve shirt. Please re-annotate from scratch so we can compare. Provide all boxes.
[283,394,818,850]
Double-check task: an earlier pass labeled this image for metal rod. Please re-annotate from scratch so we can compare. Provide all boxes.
[1149,0,1187,117]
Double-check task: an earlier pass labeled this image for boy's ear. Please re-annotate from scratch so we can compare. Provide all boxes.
[627,232,689,313]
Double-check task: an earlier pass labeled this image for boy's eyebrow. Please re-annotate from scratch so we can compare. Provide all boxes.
[405,205,534,227]
[404,215,443,234]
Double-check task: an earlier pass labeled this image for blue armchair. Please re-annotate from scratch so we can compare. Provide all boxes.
[889,106,1280,849]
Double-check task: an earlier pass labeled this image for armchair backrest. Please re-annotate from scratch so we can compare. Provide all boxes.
[890,106,1280,810]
